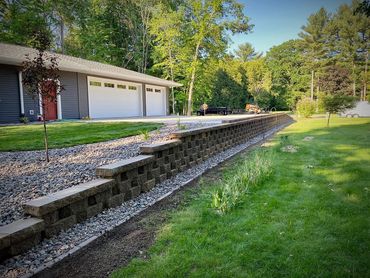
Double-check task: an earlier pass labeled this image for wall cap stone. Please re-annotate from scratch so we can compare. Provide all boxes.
[96,155,154,177]
[140,139,182,154]
[23,178,115,217]
[0,218,44,248]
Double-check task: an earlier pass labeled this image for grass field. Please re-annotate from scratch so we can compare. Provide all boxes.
[112,117,370,277]
[0,121,162,151]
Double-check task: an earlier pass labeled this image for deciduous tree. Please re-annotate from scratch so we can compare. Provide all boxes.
[22,30,63,162]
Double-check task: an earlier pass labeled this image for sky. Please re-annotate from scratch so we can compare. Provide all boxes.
[230,0,352,54]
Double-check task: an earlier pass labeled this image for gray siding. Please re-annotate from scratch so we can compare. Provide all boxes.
[23,87,39,121]
[142,83,147,116]
[0,65,20,123]
[165,87,170,115]
[77,73,89,118]
[60,71,79,119]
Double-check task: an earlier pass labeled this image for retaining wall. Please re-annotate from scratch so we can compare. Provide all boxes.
[0,113,293,262]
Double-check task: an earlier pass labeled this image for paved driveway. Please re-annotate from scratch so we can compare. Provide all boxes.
[89,114,265,124]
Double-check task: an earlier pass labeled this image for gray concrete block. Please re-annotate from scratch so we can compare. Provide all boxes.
[96,155,154,177]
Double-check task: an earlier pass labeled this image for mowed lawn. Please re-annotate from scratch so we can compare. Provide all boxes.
[112,117,370,277]
[0,121,162,151]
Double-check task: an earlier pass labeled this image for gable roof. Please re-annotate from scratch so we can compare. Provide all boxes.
[0,43,182,88]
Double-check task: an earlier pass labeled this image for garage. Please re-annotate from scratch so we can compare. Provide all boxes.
[88,77,142,118]
[145,85,166,116]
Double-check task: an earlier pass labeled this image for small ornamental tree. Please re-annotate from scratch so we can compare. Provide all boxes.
[322,95,355,127]
[22,31,63,162]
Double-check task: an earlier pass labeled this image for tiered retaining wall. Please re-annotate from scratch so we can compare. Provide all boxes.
[0,113,293,262]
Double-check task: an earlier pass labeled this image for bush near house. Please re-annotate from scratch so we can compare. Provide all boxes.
[296,97,316,117]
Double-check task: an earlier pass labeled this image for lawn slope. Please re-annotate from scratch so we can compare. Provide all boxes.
[112,117,370,277]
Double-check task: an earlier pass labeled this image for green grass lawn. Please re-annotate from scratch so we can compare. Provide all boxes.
[112,117,370,277]
[0,121,162,151]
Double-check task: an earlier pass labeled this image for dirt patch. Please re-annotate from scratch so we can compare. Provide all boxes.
[280,145,299,153]
[303,136,314,141]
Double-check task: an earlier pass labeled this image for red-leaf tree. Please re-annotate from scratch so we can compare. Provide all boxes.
[22,30,63,162]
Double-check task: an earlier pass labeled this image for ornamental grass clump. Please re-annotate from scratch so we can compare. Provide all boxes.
[212,149,273,214]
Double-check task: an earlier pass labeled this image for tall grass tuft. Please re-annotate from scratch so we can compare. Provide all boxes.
[140,130,150,141]
[211,149,274,214]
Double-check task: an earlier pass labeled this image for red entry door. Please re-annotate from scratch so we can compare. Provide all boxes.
[43,82,57,121]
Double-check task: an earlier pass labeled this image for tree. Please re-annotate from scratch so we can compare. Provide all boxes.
[234,42,262,62]
[0,0,53,46]
[266,40,310,110]
[322,95,355,127]
[149,2,183,113]
[299,7,330,100]
[22,30,63,162]
[245,58,272,109]
[181,0,252,116]
[318,65,352,95]
[318,65,355,127]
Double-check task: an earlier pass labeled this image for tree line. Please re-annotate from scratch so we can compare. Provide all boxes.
[0,0,368,114]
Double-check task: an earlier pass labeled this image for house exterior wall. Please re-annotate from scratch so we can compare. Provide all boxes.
[77,73,89,118]
[22,88,39,121]
[0,64,20,123]
[59,71,80,119]
[0,65,171,123]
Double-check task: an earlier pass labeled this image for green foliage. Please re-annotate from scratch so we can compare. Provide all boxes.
[234,42,262,62]
[322,94,356,114]
[1,0,368,112]
[140,129,150,141]
[319,65,353,95]
[19,116,29,124]
[296,98,316,118]
[266,40,310,110]
[211,149,273,214]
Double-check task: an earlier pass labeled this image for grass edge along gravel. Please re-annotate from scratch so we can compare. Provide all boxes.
[0,121,162,151]
[111,117,370,277]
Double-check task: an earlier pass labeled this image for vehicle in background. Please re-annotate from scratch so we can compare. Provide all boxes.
[245,104,261,114]
[340,101,370,118]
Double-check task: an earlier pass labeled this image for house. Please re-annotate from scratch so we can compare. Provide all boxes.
[0,43,181,123]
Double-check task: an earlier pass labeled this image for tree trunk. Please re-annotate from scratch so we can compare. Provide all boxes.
[169,48,175,114]
[187,41,201,116]
[42,101,50,162]
[60,19,64,54]
[364,50,368,101]
[326,112,331,128]
[311,70,314,100]
[353,63,356,96]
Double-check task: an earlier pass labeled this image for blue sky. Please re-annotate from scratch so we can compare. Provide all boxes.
[230,0,352,54]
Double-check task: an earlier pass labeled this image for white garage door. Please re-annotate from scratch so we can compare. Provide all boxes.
[146,86,166,116]
[88,77,142,118]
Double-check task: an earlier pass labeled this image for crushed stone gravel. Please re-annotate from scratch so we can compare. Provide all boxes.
[0,124,288,278]
[0,123,212,226]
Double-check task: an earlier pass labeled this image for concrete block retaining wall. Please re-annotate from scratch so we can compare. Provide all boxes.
[0,114,292,262]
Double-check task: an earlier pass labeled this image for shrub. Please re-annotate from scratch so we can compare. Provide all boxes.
[296,98,316,118]
[211,149,273,214]
[19,116,29,124]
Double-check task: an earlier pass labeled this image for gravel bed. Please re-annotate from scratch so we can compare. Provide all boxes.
[0,124,288,278]
[0,122,213,226]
